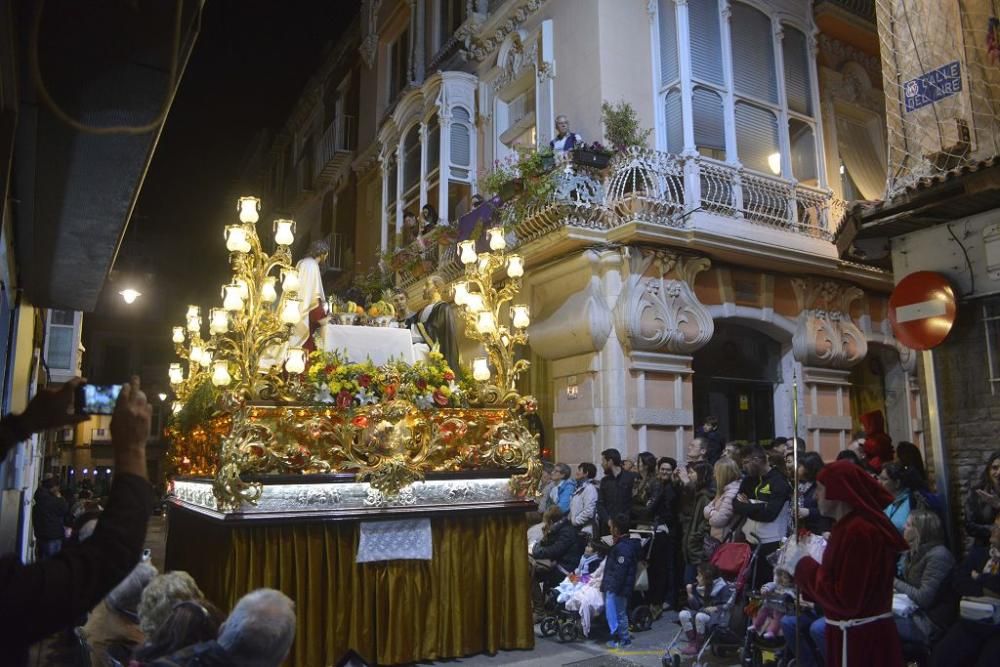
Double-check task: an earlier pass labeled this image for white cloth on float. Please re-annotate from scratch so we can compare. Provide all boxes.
[356,518,433,563]
[321,324,415,365]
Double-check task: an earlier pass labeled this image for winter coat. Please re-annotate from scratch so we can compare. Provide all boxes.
[569,480,599,534]
[646,478,679,534]
[551,479,575,514]
[601,536,642,596]
[704,480,741,541]
[598,469,637,530]
[894,543,956,642]
[733,467,792,544]
[964,484,1000,546]
[532,518,584,574]
[683,489,713,566]
[31,487,68,541]
[799,481,834,535]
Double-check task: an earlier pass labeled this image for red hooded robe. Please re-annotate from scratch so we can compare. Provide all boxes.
[860,411,893,472]
[794,461,909,667]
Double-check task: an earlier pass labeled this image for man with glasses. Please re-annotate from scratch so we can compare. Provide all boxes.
[733,443,792,589]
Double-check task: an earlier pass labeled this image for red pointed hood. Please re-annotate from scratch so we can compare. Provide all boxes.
[817,460,908,552]
[860,410,894,472]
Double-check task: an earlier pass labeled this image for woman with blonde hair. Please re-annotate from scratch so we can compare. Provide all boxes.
[893,509,955,647]
[703,458,742,557]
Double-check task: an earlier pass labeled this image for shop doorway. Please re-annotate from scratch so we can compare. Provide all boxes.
[693,322,781,444]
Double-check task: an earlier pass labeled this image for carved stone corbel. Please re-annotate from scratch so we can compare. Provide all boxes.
[791,278,867,369]
[614,247,714,354]
[359,0,383,69]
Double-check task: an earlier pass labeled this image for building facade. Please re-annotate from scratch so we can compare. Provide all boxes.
[260,0,921,469]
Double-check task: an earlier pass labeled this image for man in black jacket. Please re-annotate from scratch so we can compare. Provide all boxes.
[32,477,68,558]
[732,443,792,589]
[530,507,584,589]
[597,448,637,535]
[0,376,154,664]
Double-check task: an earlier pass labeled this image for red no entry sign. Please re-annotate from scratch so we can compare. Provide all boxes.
[888,271,957,350]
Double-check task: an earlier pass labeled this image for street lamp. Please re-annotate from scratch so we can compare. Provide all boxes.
[119,288,142,304]
[157,392,168,402]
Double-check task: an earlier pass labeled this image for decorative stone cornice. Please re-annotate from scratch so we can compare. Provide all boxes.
[614,248,714,355]
[817,34,881,85]
[359,0,383,68]
[791,278,867,369]
[463,0,549,62]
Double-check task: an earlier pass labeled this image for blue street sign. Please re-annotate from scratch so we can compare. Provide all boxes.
[903,61,963,112]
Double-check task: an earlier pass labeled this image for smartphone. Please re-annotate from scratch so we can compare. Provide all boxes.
[75,384,122,415]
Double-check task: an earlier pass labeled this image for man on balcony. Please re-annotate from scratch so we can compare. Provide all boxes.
[549,115,582,154]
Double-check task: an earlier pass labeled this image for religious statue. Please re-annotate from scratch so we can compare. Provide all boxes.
[410,274,460,373]
[549,115,583,153]
[290,239,330,352]
[392,289,413,326]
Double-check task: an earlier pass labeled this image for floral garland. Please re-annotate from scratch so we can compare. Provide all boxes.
[306,349,465,410]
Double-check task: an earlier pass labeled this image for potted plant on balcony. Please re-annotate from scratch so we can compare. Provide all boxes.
[572,141,613,170]
[601,99,652,152]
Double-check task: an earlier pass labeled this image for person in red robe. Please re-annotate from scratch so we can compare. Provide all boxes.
[783,460,909,667]
[860,410,894,473]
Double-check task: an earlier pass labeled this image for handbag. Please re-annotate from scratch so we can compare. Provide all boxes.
[960,596,1000,624]
[710,542,751,578]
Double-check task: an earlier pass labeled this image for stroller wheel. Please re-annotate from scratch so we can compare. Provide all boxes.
[557,620,578,643]
[662,655,681,667]
[630,605,652,632]
[538,616,558,638]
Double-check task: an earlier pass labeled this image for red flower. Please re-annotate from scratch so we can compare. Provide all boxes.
[433,390,449,407]
[358,374,372,388]
[352,414,369,429]
[416,378,428,390]
[443,370,455,381]
[324,364,336,374]
[384,384,397,400]
[336,390,353,408]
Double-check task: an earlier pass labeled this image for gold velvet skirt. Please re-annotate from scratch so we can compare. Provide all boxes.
[165,507,535,666]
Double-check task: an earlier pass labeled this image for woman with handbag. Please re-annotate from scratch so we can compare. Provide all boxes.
[703,458,741,559]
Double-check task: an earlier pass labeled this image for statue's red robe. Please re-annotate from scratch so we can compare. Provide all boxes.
[794,461,909,667]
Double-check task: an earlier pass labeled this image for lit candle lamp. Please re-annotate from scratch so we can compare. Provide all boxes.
[168,363,183,385]
[465,293,484,313]
[222,283,244,312]
[235,277,250,301]
[189,344,204,366]
[511,305,530,329]
[261,276,278,303]
[273,219,296,247]
[280,297,301,325]
[285,347,306,374]
[186,315,201,334]
[199,350,213,368]
[224,224,251,253]
[238,196,260,224]
[281,268,300,293]
[453,281,469,306]
[172,327,185,344]
[209,308,229,335]
[211,360,231,387]
[487,226,507,251]
[507,254,524,278]
[476,311,497,335]
[186,305,201,320]
[459,240,478,265]
[477,253,491,274]
[472,357,491,382]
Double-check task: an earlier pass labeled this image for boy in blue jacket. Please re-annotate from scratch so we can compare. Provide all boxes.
[601,513,642,648]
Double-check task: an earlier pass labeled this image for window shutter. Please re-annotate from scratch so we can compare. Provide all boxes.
[387,159,398,205]
[731,3,777,104]
[783,26,812,117]
[450,109,471,176]
[658,0,679,86]
[692,87,725,153]
[689,0,723,86]
[789,118,817,183]
[403,125,421,191]
[734,102,778,174]
[427,116,441,170]
[665,89,683,154]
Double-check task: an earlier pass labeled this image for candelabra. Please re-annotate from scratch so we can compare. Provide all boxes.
[454,226,530,404]
[170,196,304,403]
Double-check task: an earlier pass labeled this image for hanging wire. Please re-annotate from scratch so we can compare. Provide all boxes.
[29,0,186,135]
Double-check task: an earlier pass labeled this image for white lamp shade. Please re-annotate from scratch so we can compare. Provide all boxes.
[459,240,478,265]
[172,401,183,415]
[224,225,252,253]
[189,345,204,366]
[235,278,250,301]
[186,315,201,334]
[487,227,507,251]
[211,360,232,387]
[222,284,244,312]
[477,253,491,274]
[472,357,491,382]
[453,281,469,306]
[168,363,184,385]
[238,196,261,224]
[280,297,302,325]
[281,268,300,293]
[507,254,524,278]
[186,305,201,320]
[464,293,484,313]
[512,305,530,329]
[476,311,497,334]
[209,308,229,334]
[199,350,213,368]
[172,327,185,344]
[261,276,278,303]
[273,219,296,247]
[285,347,306,374]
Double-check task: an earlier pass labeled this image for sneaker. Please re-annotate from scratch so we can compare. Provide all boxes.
[607,638,633,649]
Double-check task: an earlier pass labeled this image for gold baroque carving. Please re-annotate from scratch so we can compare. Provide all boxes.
[614,247,714,354]
[791,278,868,369]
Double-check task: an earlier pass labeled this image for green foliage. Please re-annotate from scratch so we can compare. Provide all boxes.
[353,255,395,303]
[478,147,558,228]
[171,376,220,434]
[601,100,652,151]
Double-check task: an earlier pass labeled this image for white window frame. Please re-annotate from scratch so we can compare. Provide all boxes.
[44,309,82,383]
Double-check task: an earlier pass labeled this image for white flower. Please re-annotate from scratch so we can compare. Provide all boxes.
[415,393,434,410]
[355,387,378,406]
[316,384,334,404]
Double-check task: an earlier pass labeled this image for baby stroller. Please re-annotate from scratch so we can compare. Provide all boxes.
[661,538,764,666]
[540,528,656,643]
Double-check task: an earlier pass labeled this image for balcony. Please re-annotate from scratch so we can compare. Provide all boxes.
[814,0,876,25]
[387,149,846,291]
[315,115,357,189]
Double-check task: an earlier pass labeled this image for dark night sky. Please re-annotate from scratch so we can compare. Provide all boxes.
[115,0,358,321]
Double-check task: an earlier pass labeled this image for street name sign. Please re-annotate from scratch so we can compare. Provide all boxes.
[904,61,962,112]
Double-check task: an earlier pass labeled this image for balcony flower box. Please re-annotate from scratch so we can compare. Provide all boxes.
[498,178,525,203]
[572,143,613,170]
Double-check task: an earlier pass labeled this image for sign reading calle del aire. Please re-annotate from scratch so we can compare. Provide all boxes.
[903,61,962,112]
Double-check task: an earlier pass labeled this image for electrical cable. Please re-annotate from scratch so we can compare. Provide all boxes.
[946,222,976,296]
[29,0,185,135]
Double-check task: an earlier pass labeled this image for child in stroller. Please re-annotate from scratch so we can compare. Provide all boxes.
[678,562,733,656]
[749,568,796,639]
